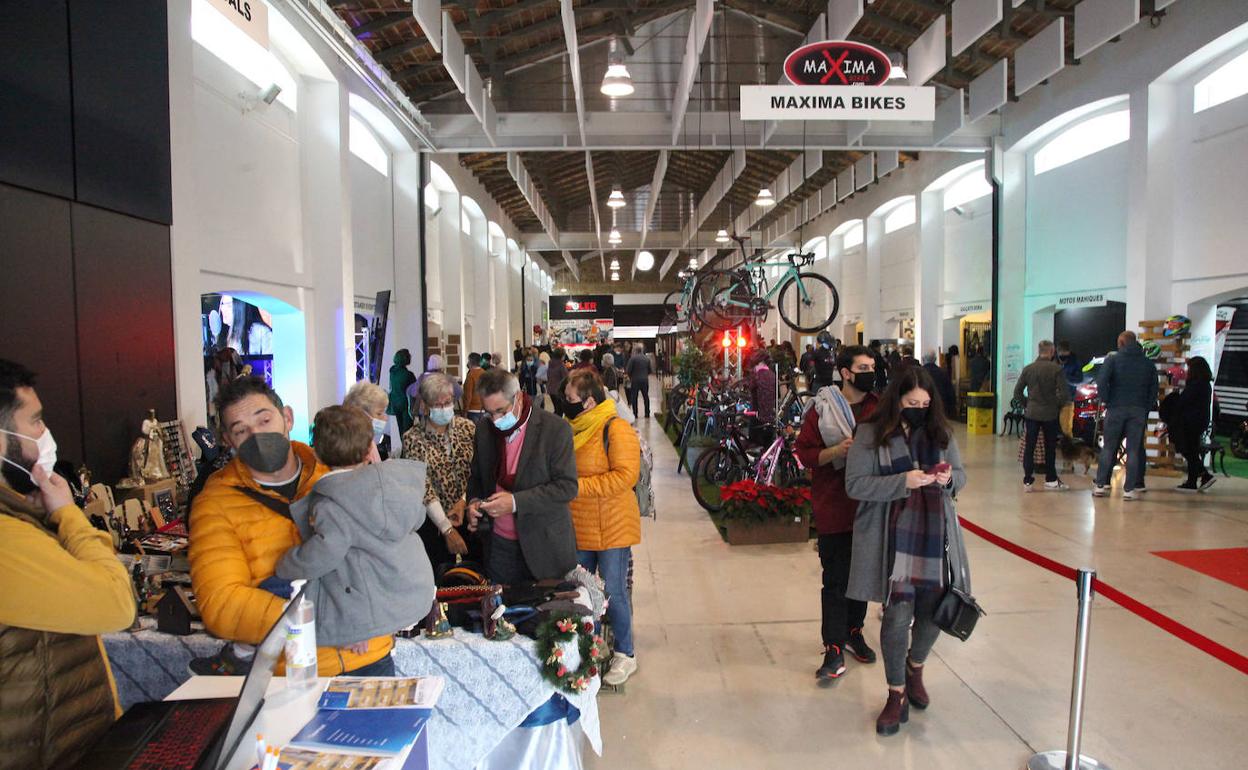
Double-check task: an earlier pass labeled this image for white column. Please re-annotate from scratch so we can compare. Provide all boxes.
[392,151,424,363]
[864,217,885,341]
[1125,83,1177,328]
[916,189,944,356]
[299,78,355,410]
[996,149,1028,428]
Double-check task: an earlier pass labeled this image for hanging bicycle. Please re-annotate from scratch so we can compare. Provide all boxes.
[692,251,839,334]
[660,269,703,334]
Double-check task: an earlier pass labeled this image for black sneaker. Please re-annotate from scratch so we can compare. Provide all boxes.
[845,628,877,664]
[816,645,846,680]
[188,643,253,677]
[1199,474,1217,492]
[1176,482,1199,493]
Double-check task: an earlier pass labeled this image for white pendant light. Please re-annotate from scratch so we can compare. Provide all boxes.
[600,63,634,97]
[609,258,621,270]
[607,187,626,208]
[715,229,729,243]
[611,271,620,281]
[635,250,655,271]
[688,257,698,268]
[608,228,622,244]
[755,188,775,207]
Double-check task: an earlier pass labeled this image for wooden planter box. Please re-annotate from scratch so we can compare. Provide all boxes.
[722,512,810,545]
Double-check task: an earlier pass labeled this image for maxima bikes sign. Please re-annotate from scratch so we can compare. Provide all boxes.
[741,40,934,122]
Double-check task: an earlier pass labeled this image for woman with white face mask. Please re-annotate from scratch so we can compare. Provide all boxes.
[343,381,394,461]
[401,373,475,566]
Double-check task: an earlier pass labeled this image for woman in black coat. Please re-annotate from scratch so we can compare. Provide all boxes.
[1172,356,1215,492]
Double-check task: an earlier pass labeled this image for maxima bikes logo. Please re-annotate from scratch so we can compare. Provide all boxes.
[783,41,891,87]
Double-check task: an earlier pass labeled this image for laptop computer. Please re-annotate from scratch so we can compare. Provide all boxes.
[79,585,309,770]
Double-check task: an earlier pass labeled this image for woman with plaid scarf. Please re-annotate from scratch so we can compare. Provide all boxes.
[844,366,972,737]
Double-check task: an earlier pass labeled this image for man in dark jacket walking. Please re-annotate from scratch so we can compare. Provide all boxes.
[1092,331,1159,500]
[1013,340,1072,491]
[625,343,653,418]
[921,350,956,418]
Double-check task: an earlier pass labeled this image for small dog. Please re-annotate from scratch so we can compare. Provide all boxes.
[1057,435,1098,475]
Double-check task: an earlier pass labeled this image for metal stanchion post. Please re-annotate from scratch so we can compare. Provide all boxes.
[1027,569,1111,770]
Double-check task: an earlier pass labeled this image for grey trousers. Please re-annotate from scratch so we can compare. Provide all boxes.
[881,588,943,687]
[1094,406,1148,490]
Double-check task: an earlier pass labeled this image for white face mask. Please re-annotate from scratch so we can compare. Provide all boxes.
[1,427,58,477]
[371,418,387,444]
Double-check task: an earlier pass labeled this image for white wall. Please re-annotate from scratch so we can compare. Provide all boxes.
[350,155,395,300]
[941,202,992,307]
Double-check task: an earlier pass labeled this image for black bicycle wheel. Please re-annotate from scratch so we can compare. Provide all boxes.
[777,272,840,333]
[781,390,815,426]
[694,270,755,331]
[772,451,810,489]
[691,446,747,512]
[661,289,682,328]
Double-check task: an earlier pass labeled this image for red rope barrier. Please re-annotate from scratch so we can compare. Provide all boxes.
[957,516,1248,677]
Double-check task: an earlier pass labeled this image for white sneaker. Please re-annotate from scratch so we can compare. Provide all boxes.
[602,653,638,686]
[1123,489,1139,501]
[1045,479,1070,491]
[1024,482,1035,493]
[1092,485,1109,497]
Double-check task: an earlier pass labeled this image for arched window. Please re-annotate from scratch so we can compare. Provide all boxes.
[883,200,916,234]
[348,115,389,177]
[1194,48,1248,113]
[191,0,297,110]
[833,220,864,249]
[943,171,992,210]
[1033,109,1129,175]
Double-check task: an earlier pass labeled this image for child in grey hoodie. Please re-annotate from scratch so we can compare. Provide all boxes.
[276,405,435,652]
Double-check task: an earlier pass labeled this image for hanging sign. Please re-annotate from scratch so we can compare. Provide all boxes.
[203,0,270,49]
[784,41,892,86]
[1055,292,1108,309]
[956,302,988,315]
[740,86,935,121]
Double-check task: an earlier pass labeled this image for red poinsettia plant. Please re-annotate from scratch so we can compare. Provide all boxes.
[720,480,811,524]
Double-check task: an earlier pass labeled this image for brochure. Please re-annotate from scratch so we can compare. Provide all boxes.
[288,708,431,757]
[317,676,445,710]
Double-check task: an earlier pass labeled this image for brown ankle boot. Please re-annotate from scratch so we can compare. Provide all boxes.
[875,689,909,736]
[906,659,929,710]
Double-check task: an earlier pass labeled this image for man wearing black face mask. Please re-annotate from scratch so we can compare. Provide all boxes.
[188,378,395,678]
[796,345,879,681]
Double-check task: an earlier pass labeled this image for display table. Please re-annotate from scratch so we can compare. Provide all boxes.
[104,623,601,770]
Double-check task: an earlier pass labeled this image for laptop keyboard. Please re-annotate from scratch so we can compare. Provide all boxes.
[126,700,236,770]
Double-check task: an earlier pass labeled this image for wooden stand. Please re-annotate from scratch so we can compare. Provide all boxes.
[1137,319,1190,477]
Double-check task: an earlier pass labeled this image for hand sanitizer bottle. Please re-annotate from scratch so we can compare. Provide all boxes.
[284,579,319,690]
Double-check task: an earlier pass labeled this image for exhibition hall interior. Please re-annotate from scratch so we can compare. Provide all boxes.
[3,0,1248,768]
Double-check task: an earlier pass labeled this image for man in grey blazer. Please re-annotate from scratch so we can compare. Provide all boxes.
[466,368,579,583]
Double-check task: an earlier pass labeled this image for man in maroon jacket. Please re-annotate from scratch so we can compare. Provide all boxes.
[795,344,879,681]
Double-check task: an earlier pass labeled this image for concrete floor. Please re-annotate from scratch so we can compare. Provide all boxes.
[586,390,1248,769]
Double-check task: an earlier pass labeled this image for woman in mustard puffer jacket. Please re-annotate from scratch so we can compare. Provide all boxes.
[561,369,641,686]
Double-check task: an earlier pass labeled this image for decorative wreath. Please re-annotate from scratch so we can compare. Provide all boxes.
[535,612,608,694]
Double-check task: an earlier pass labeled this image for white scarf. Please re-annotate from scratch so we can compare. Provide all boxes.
[813,385,856,470]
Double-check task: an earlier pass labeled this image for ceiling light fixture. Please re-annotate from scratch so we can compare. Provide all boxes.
[607,187,626,208]
[611,271,620,281]
[688,257,698,268]
[600,38,635,97]
[609,258,621,270]
[888,65,906,80]
[715,229,730,243]
[636,250,654,271]
[755,188,775,207]
[608,228,622,244]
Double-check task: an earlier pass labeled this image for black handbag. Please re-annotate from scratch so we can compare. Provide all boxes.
[934,521,985,641]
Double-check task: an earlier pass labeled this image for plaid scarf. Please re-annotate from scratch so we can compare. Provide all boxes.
[881,427,946,604]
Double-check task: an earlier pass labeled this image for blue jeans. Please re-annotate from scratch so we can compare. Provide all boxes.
[577,548,634,656]
[1094,406,1148,491]
[346,653,396,677]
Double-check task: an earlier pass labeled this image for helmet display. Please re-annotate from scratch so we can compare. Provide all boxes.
[1141,339,1162,360]
[1163,315,1191,337]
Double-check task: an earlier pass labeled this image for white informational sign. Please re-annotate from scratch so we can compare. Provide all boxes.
[1055,291,1108,309]
[1004,342,1023,389]
[956,302,988,315]
[740,85,935,121]
[203,0,269,48]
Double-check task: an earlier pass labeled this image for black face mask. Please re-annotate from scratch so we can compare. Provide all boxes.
[0,456,36,495]
[901,407,929,429]
[562,400,587,419]
[236,432,291,474]
[846,371,875,393]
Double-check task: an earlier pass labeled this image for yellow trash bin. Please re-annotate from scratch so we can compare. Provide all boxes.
[966,392,994,435]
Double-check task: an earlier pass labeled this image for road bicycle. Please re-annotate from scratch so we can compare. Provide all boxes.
[690,413,808,513]
[660,270,703,334]
[692,251,840,334]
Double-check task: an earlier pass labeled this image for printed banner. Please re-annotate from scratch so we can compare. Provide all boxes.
[740,85,935,121]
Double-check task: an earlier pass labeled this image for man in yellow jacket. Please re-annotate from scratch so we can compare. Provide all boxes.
[189,378,394,677]
[561,369,641,687]
[0,359,136,769]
